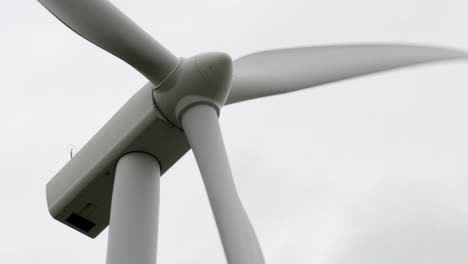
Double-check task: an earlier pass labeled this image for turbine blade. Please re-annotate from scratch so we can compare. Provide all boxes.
[227,44,467,104]
[181,104,265,264]
[38,0,179,84]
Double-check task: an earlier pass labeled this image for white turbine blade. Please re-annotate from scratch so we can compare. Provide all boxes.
[226,44,467,104]
[181,104,265,264]
[38,0,179,84]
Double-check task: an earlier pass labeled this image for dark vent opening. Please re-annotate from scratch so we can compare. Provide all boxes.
[66,213,96,232]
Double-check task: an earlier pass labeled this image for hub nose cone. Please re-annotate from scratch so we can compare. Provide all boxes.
[195,52,233,89]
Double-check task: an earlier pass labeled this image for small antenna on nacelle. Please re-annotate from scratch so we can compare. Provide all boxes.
[67,144,77,159]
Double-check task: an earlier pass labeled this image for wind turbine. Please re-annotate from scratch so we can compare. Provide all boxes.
[38,0,467,263]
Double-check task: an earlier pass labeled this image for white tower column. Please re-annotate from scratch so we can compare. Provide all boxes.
[106,152,161,264]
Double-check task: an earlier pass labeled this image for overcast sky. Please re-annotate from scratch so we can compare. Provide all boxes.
[2,0,468,263]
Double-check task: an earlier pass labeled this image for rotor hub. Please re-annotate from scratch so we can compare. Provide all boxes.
[153,52,233,128]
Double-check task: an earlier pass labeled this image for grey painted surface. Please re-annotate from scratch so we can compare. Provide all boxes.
[38,0,468,243]
[46,83,189,237]
[153,52,233,128]
[106,152,160,264]
[38,0,179,85]
[182,104,265,264]
[227,45,467,104]
[4,1,468,264]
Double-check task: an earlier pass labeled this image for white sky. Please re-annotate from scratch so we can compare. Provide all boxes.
[1,0,468,263]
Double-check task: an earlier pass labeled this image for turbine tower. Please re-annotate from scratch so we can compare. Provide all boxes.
[38,0,467,263]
